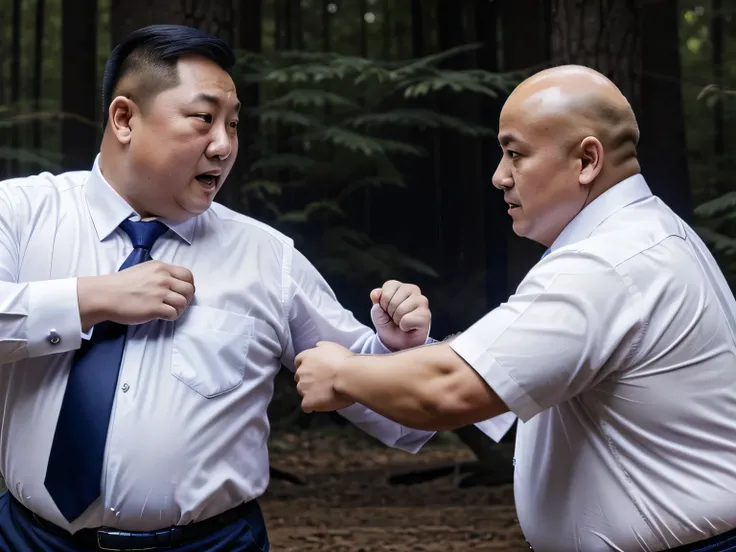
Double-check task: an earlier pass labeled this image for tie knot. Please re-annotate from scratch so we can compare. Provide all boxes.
[119,219,168,251]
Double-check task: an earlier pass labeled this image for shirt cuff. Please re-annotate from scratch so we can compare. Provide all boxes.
[394,427,435,453]
[473,412,517,443]
[27,278,82,358]
[450,333,543,423]
[373,333,436,353]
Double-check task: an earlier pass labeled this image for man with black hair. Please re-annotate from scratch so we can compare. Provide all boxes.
[0,24,487,551]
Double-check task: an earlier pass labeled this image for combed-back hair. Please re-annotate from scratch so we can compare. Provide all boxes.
[101,24,236,129]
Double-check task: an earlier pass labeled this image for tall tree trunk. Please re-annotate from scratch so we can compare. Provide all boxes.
[283,0,293,50]
[476,0,507,313]
[638,0,691,219]
[111,0,233,47]
[711,0,726,196]
[550,0,690,219]
[550,0,640,100]
[10,0,21,176]
[33,0,46,159]
[436,0,487,310]
[61,0,97,171]
[233,0,263,214]
[382,0,391,59]
[0,1,9,177]
[293,0,303,49]
[321,0,330,51]
[501,0,550,291]
[411,0,423,57]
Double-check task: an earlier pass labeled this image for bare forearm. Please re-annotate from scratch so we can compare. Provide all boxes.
[333,343,505,431]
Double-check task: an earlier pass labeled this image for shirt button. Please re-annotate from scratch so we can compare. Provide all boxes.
[47,330,61,345]
[121,383,130,393]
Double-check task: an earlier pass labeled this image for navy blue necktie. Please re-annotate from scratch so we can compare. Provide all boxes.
[45,219,168,522]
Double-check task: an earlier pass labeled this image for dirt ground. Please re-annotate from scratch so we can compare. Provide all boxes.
[260,426,529,551]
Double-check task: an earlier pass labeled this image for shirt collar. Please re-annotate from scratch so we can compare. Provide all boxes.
[83,154,196,244]
[548,173,652,252]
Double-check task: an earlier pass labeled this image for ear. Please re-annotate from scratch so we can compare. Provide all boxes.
[578,136,604,187]
[108,96,138,145]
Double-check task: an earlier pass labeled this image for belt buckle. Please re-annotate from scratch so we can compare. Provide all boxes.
[96,531,122,552]
[96,529,158,551]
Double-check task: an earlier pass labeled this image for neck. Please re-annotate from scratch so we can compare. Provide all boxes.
[583,158,641,209]
[99,139,153,218]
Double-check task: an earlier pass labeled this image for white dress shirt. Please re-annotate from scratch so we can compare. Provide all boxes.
[0,156,436,533]
[451,174,736,551]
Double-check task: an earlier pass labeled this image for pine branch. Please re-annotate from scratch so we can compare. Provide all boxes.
[344,108,496,136]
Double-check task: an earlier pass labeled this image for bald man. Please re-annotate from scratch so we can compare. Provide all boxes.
[292,65,736,552]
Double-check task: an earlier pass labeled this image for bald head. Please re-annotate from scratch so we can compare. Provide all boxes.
[492,65,642,247]
[503,65,639,167]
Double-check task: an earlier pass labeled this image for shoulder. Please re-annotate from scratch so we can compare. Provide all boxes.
[546,198,687,272]
[205,201,296,251]
[1,170,89,207]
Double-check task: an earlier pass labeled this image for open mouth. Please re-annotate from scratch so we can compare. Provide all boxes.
[195,173,219,189]
[507,203,520,210]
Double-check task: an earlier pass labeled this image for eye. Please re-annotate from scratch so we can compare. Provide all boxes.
[229,120,239,129]
[506,150,520,159]
[195,114,213,124]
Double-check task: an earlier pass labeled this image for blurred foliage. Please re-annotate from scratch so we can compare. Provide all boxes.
[231,44,513,286]
[680,2,736,287]
[692,84,736,286]
[0,105,64,171]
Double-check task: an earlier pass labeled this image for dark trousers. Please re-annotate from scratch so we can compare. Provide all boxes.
[0,493,269,552]
[667,527,736,552]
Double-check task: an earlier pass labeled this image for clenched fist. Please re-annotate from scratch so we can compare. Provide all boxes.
[79,260,195,329]
[370,280,431,351]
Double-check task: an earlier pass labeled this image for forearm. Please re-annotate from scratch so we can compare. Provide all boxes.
[333,343,504,431]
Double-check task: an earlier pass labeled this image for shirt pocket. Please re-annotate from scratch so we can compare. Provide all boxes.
[171,305,255,398]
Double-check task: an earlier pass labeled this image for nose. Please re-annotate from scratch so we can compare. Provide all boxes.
[492,157,513,190]
[206,124,234,161]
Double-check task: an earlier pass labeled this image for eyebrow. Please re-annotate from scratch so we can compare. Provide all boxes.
[498,133,519,147]
[193,92,241,113]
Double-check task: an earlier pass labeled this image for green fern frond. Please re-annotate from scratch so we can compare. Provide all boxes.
[305,127,425,157]
[694,191,736,218]
[257,109,321,128]
[319,227,439,279]
[261,89,359,110]
[401,72,500,99]
[393,43,483,75]
[335,175,407,202]
[345,108,495,136]
[0,147,62,170]
[353,66,401,85]
[249,154,317,174]
[279,200,346,223]
[694,226,736,255]
[242,179,283,198]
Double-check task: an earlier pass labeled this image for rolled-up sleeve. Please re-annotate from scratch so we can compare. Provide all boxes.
[450,250,645,423]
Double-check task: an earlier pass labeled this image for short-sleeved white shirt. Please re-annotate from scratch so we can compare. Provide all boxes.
[451,175,736,551]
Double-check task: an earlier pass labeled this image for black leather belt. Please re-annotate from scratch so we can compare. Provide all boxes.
[524,525,736,552]
[13,496,257,551]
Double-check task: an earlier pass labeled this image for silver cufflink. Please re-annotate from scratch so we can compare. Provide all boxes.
[47,330,61,345]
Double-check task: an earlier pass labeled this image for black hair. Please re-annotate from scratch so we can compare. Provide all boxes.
[101,24,236,130]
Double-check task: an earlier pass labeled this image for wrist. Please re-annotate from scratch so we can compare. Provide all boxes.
[333,353,362,401]
[77,275,112,331]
